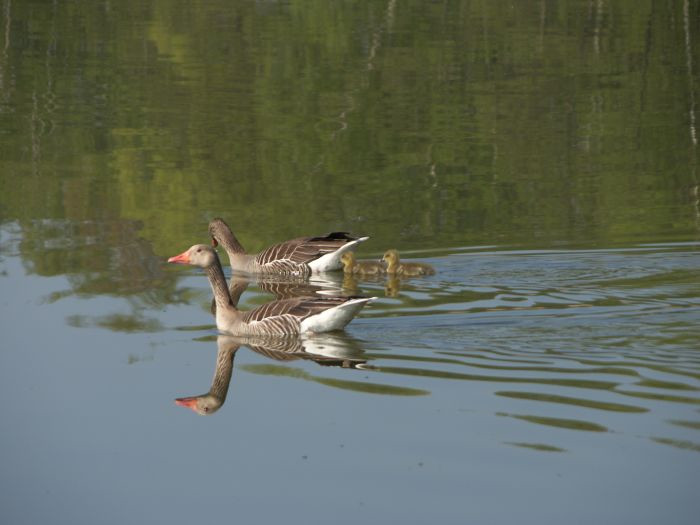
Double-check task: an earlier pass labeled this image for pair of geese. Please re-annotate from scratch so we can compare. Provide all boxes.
[168,218,434,337]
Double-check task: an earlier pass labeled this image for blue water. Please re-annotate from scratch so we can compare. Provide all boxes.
[1,224,698,524]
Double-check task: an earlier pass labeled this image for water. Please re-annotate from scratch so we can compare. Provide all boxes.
[1,1,699,524]
[2,225,698,523]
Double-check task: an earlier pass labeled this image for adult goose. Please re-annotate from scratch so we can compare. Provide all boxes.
[340,251,386,276]
[209,217,369,276]
[168,244,374,336]
[382,249,436,276]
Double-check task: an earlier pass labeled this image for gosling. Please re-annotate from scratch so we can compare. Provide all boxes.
[382,249,435,276]
[340,251,387,275]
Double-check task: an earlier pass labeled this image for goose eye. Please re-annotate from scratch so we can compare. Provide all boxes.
[196,248,202,253]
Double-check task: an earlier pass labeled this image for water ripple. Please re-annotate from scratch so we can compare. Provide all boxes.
[345,243,700,450]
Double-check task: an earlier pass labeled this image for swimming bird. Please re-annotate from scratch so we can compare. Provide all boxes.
[209,217,368,276]
[340,251,387,275]
[168,244,374,335]
[382,249,435,276]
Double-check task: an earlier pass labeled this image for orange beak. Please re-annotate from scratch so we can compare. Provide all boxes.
[167,250,190,264]
[175,397,198,409]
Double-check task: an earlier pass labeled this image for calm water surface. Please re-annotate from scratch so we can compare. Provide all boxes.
[1,1,699,524]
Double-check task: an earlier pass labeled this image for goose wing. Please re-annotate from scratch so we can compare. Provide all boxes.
[242,296,350,324]
[254,232,358,273]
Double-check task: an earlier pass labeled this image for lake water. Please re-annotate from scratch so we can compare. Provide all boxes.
[1,1,699,524]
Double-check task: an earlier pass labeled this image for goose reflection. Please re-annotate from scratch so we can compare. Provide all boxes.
[175,333,368,415]
[176,336,240,415]
[212,273,343,315]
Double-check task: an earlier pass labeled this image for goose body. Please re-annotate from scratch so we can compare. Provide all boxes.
[229,294,371,336]
[382,249,435,276]
[209,218,368,276]
[168,244,373,336]
[340,251,386,275]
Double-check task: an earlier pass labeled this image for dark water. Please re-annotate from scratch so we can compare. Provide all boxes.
[1,1,699,524]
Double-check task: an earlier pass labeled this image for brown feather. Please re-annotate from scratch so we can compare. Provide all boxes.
[254,232,359,270]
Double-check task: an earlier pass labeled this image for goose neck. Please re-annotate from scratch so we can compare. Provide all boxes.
[220,230,246,256]
[209,344,237,401]
[205,257,236,313]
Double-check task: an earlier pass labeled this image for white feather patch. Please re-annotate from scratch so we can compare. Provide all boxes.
[307,236,370,273]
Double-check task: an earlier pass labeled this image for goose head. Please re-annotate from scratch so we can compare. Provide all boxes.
[168,244,218,268]
[208,217,233,248]
[175,394,223,416]
[381,249,400,269]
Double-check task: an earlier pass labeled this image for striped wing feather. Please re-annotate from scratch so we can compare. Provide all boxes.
[243,336,366,367]
[246,338,306,361]
[242,296,350,324]
[254,232,357,271]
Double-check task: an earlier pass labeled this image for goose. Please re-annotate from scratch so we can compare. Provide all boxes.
[382,249,436,276]
[168,244,374,335]
[209,217,368,276]
[340,251,387,275]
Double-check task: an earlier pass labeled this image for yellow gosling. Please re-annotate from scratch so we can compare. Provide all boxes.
[340,251,387,275]
[382,249,436,276]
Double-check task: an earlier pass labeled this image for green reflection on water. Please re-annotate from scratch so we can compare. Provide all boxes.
[667,420,700,431]
[651,437,700,453]
[377,365,619,390]
[66,313,164,333]
[1,0,698,286]
[496,390,648,413]
[498,412,608,432]
[615,390,700,405]
[373,352,641,378]
[504,442,567,453]
[635,379,700,392]
[240,363,429,397]
[579,359,700,381]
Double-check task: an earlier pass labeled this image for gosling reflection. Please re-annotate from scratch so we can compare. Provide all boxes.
[341,273,402,298]
[384,276,401,297]
[175,333,367,415]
